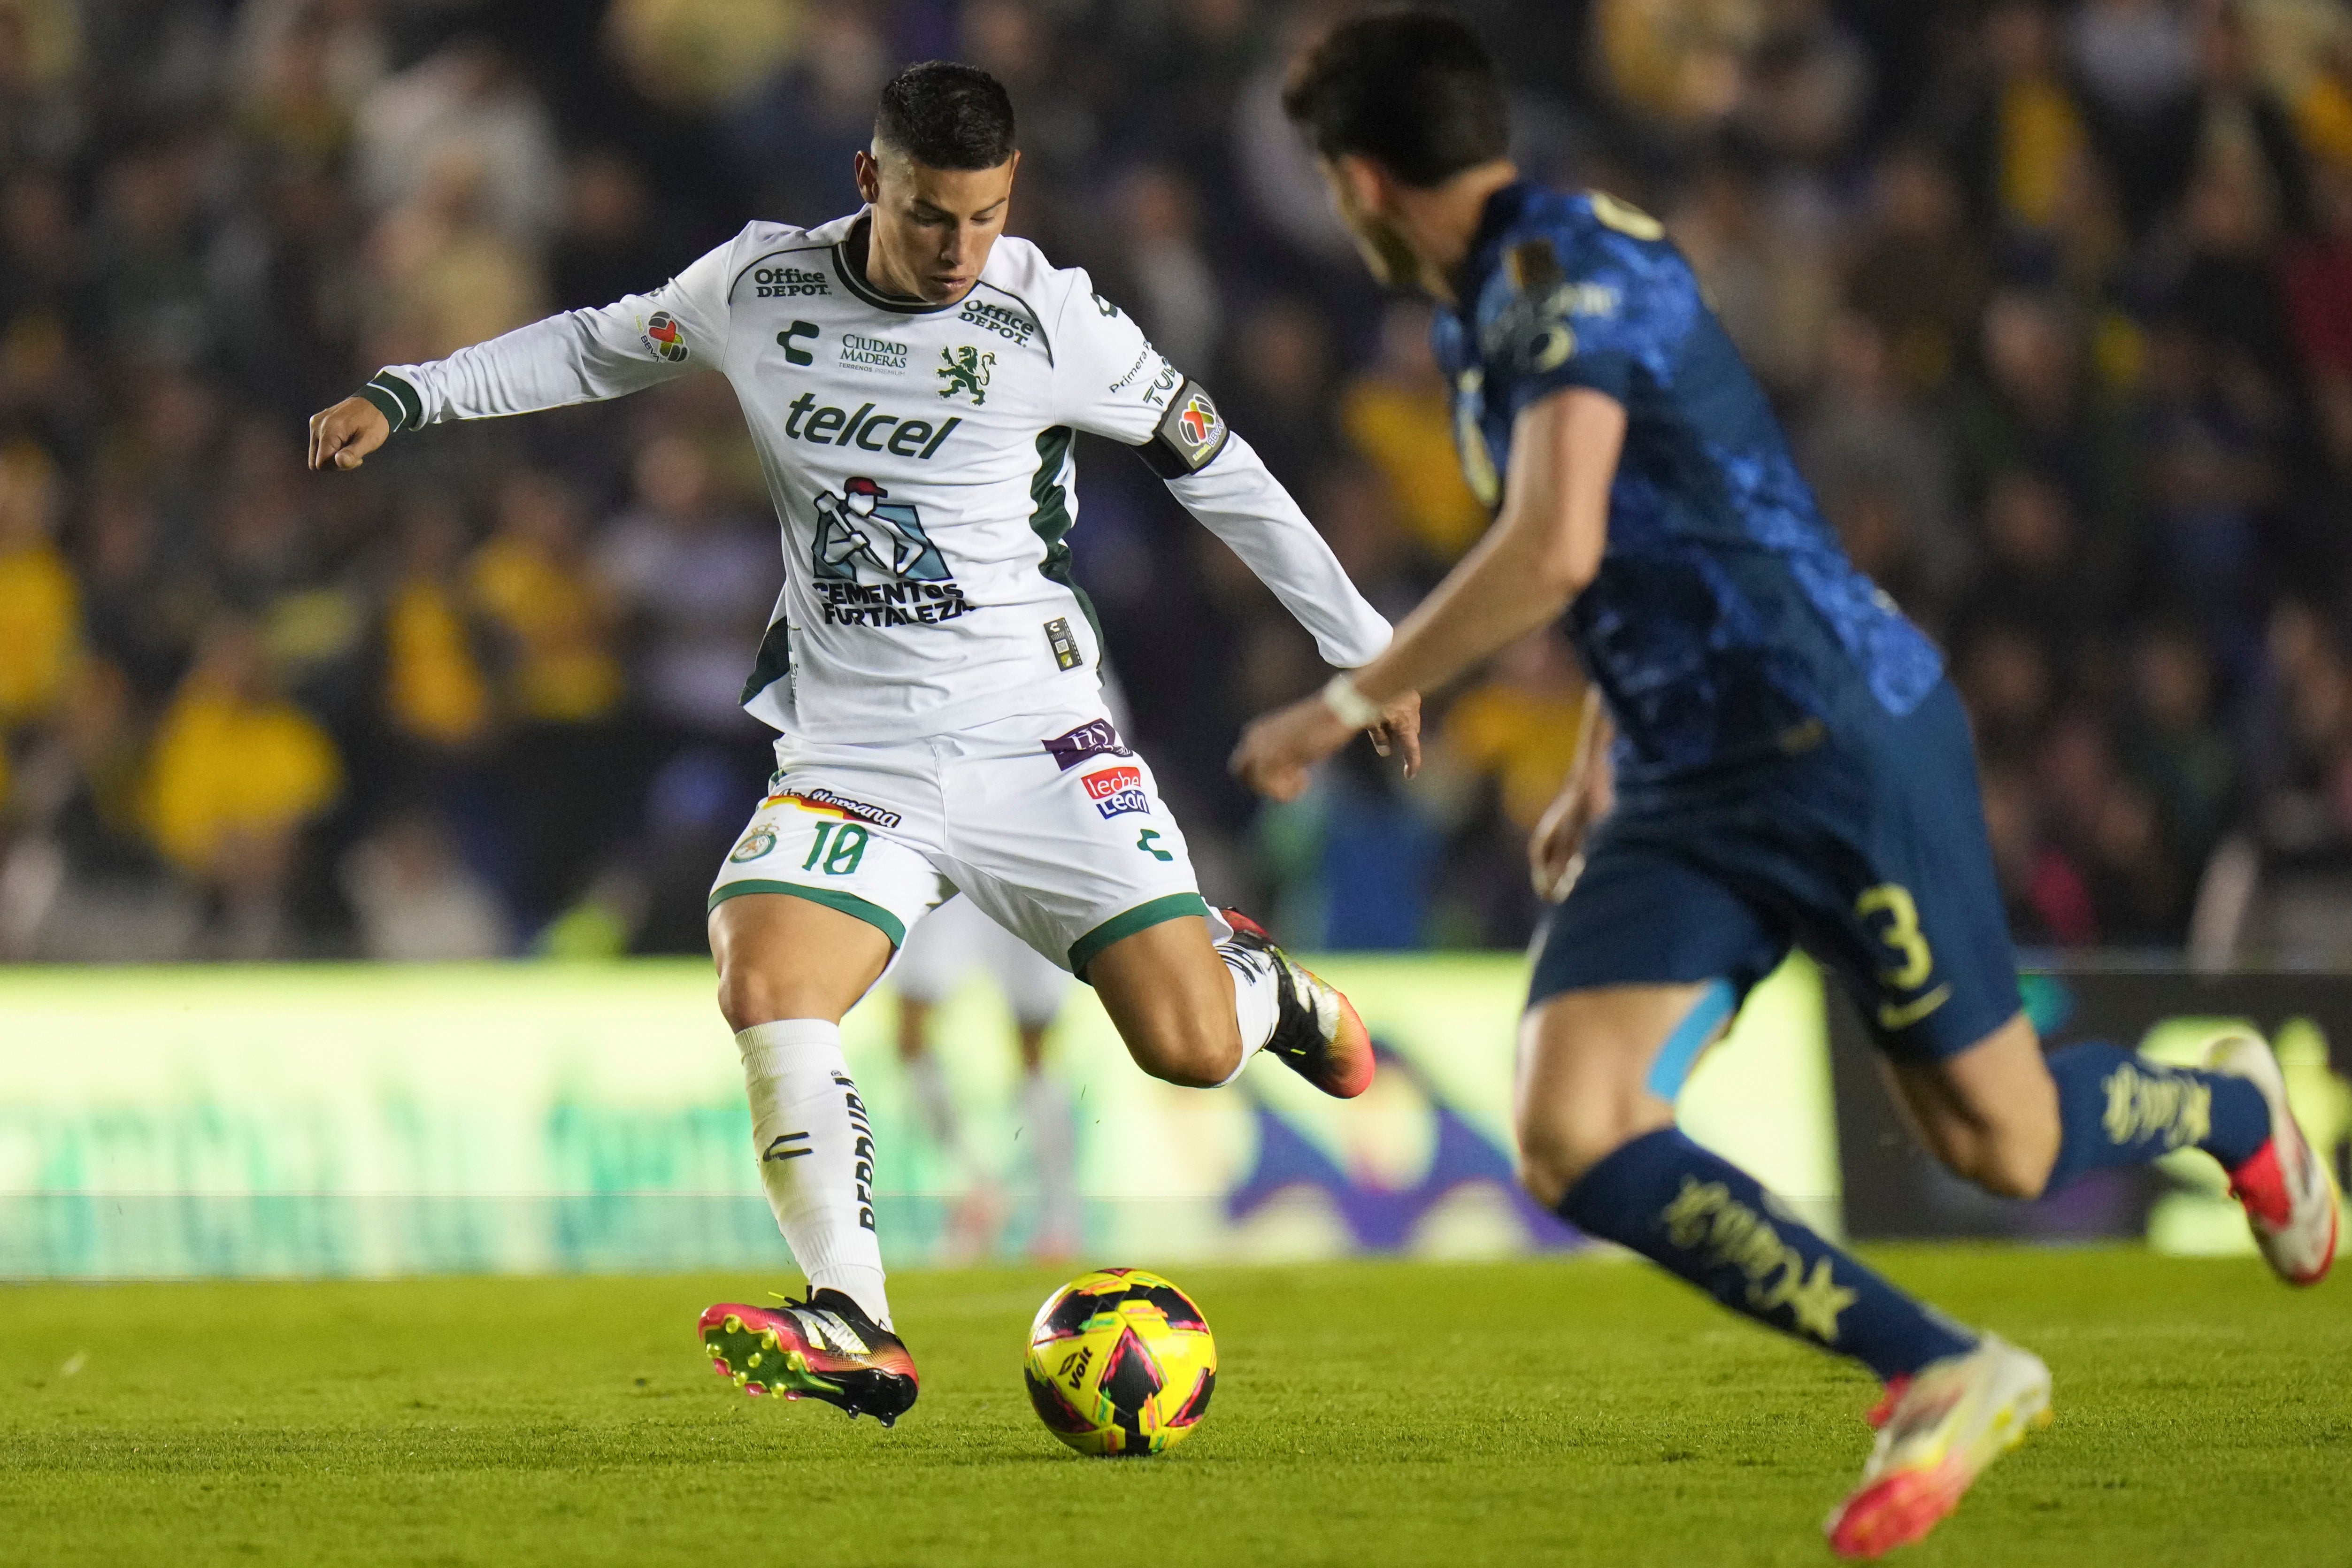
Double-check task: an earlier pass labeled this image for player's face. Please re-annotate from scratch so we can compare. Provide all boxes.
[1317,155,1424,293]
[855,147,1021,305]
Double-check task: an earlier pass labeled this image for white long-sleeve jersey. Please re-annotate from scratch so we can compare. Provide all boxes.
[365,208,1393,743]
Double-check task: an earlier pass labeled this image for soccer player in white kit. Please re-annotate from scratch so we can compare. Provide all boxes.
[307,61,1417,1426]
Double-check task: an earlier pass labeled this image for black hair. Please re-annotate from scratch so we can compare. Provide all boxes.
[1281,11,1509,187]
[874,61,1017,169]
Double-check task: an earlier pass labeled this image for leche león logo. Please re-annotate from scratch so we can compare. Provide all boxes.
[643,311,689,363]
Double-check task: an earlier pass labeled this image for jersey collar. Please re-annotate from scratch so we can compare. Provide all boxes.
[1448,179,1537,314]
[832,209,965,315]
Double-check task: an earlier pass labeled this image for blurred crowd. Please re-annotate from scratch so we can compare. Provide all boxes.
[3,0,2352,964]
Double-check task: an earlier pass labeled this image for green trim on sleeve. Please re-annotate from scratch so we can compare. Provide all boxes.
[364,371,424,432]
[706,880,906,948]
[1067,892,1210,982]
[357,381,407,434]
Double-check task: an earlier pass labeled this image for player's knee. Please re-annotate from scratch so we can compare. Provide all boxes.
[1514,1111,1630,1210]
[715,965,770,1035]
[715,961,833,1034]
[1958,1130,2059,1201]
[1130,1015,1241,1089]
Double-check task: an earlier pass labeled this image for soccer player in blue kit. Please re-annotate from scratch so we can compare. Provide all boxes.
[1232,13,2339,1558]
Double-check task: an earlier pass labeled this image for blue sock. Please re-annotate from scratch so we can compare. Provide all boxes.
[1557,1129,1976,1383]
[2043,1041,2272,1191]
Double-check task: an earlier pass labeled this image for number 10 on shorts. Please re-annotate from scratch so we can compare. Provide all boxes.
[801,821,870,876]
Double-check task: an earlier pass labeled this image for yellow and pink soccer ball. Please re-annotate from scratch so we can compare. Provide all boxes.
[1023,1268,1217,1457]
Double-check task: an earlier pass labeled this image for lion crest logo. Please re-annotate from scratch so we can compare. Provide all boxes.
[937,345,994,404]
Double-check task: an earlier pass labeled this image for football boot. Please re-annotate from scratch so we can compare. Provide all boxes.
[1220,908,1375,1099]
[699,1289,919,1425]
[2206,1030,2338,1286]
[1825,1335,2052,1559]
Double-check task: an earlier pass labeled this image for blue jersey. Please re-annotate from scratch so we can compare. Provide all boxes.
[1434,182,1942,786]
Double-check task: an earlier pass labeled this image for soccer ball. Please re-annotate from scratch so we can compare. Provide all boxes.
[1023,1268,1217,1457]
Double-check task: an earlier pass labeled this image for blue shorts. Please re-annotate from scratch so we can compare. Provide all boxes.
[1529,678,2022,1061]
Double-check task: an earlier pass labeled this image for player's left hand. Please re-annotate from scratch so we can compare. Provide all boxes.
[1230,689,1421,801]
[1230,696,1348,801]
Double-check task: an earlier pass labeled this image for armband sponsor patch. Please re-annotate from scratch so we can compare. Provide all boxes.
[1135,379,1230,478]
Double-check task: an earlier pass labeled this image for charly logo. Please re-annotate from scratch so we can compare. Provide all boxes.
[643,311,688,363]
[729,826,777,862]
[937,345,994,404]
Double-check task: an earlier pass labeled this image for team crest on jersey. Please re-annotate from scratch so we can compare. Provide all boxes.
[728,827,777,862]
[938,345,994,404]
[642,311,689,363]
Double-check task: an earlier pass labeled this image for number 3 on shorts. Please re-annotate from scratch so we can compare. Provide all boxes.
[802,821,870,876]
[1855,882,1950,1030]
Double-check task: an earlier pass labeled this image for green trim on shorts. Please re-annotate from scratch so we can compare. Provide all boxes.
[707,880,906,948]
[1067,892,1211,982]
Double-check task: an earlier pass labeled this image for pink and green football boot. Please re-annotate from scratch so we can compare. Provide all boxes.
[699,1289,919,1426]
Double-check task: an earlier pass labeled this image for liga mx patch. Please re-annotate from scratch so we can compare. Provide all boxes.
[1044,616,1083,671]
[642,310,689,363]
[1138,379,1230,477]
[1082,766,1149,820]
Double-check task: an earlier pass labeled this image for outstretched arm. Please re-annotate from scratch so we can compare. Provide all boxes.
[1050,272,1419,769]
[1163,432,1421,772]
[1230,386,1623,800]
[308,230,740,471]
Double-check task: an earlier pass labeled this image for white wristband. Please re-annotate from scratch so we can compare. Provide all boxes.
[1321,673,1385,729]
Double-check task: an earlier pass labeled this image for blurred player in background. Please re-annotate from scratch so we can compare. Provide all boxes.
[892,892,1081,1261]
[309,60,1418,1429]
[1236,13,2337,1559]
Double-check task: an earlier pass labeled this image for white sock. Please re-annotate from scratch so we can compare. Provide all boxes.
[1017,1068,1080,1243]
[737,1020,892,1330]
[1214,941,1284,1087]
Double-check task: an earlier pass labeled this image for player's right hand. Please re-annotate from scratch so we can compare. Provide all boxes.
[1529,687,1614,902]
[1528,776,1596,903]
[307,395,391,471]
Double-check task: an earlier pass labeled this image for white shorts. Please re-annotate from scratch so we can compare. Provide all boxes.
[891,892,1072,1028]
[708,707,1216,977]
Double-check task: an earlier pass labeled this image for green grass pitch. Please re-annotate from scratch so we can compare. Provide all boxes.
[4,1248,2348,1566]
